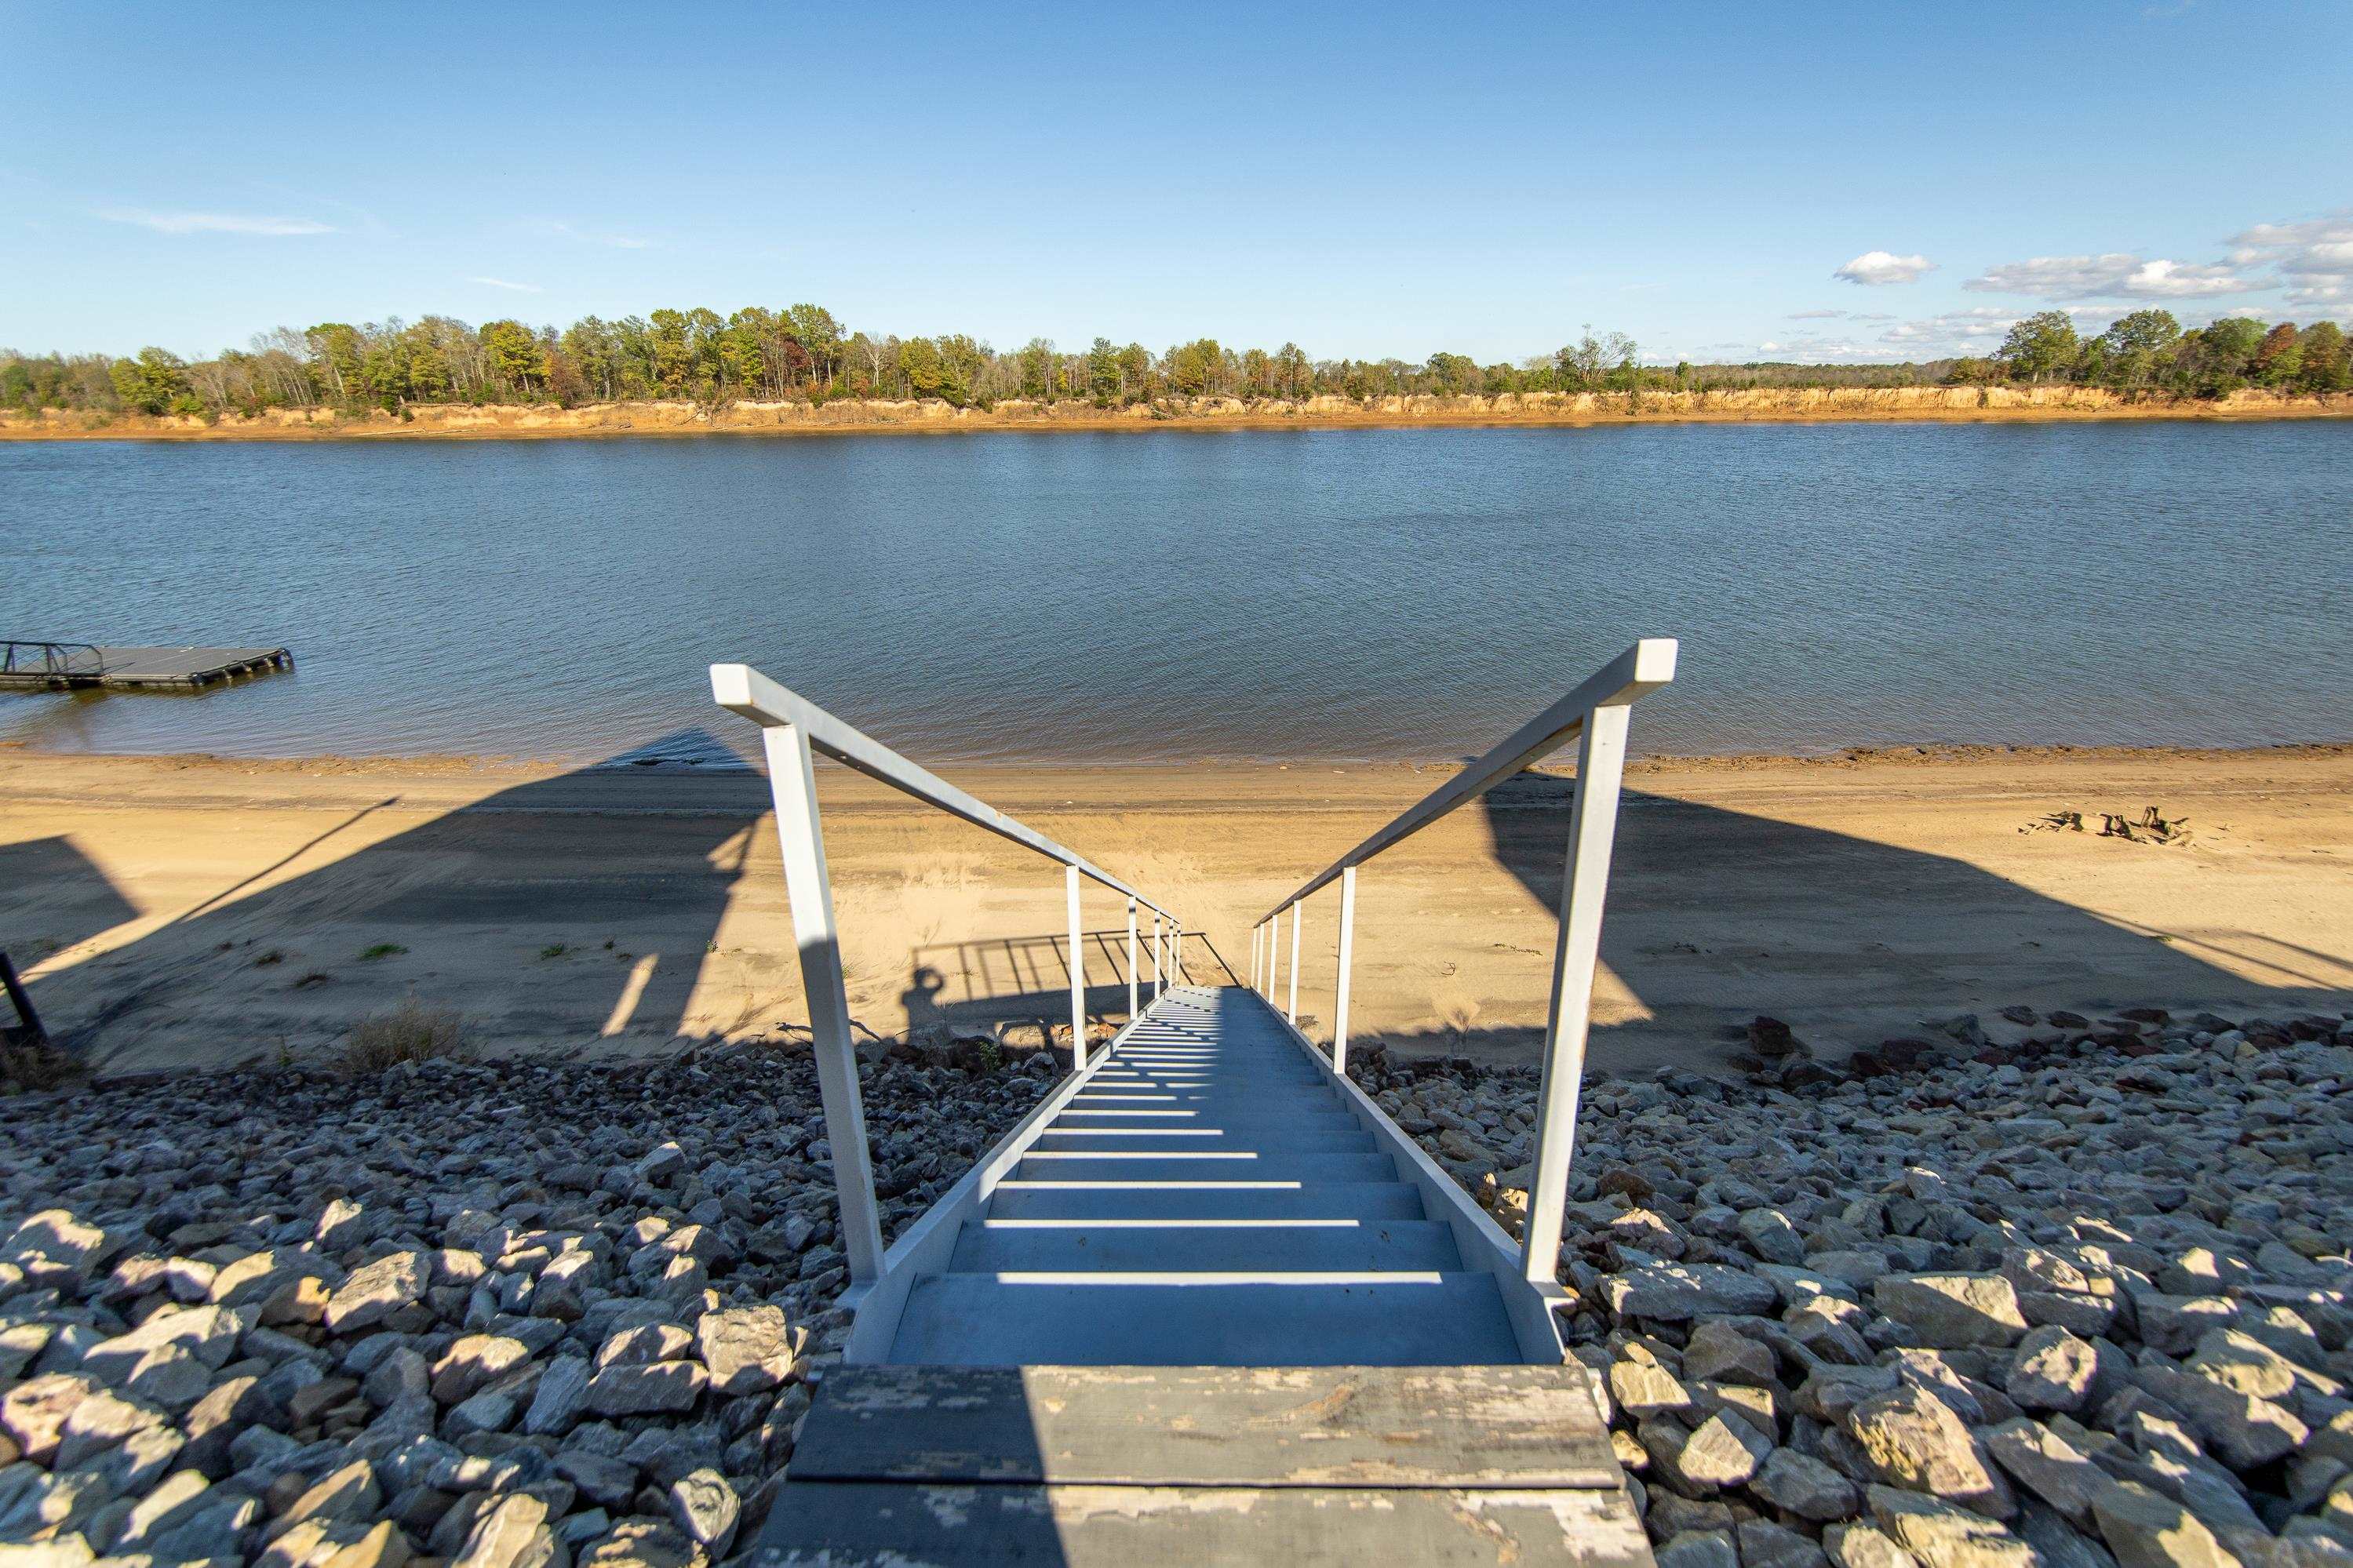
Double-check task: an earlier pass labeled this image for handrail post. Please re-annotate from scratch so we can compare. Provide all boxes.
[1067,866,1088,1072]
[1519,700,1634,1283]
[756,722,885,1286]
[1153,915,1164,1000]
[1287,900,1302,1024]
[1251,922,1262,991]
[1126,897,1139,1021]
[1332,865,1357,1074]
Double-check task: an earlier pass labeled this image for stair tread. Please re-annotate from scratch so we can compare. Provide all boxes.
[749,1480,1649,1566]
[790,1362,1620,1486]
[988,1181,1426,1222]
[887,1274,1524,1366]
[950,1216,1463,1271]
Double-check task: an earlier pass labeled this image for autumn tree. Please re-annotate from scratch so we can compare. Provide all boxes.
[1996,311,2079,383]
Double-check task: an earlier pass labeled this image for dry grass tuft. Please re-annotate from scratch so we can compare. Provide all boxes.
[0,1037,81,1094]
[342,999,469,1075]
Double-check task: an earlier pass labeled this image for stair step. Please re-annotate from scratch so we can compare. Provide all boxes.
[989,1181,1426,1222]
[949,1217,1464,1272]
[1049,1109,1360,1130]
[791,1362,1620,1485]
[887,1273,1525,1366]
[749,1479,1648,1566]
[1010,1151,1399,1183]
[1033,1127,1375,1152]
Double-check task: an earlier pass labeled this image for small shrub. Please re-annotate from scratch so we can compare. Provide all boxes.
[252,949,285,967]
[539,944,568,960]
[358,943,408,962]
[342,999,468,1075]
[1,1039,81,1095]
[293,971,333,989]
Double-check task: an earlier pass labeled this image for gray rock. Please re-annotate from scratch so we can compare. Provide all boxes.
[322,1250,429,1333]
[1672,1411,1774,1490]
[1756,1446,1863,1521]
[1656,1530,1741,1568]
[1981,1417,2104,1528]
[666,1466,739,1555]
[1846,1385,2015,1519]
[430,1334,531,1405]
[523,1355,592,1438]
[1827,1523,1921,1568]
[695,1305,796,1395]
[451,1491,563,1568]
[1604,1261,1779,1320]
[1867,1485,2035,1568]
[2009,1325,2100,1413]
[584,1360,707,1417]
[1684,1321,1776,1388]
[1875,1275,2031,1350]
[2091,1480,2245,1568]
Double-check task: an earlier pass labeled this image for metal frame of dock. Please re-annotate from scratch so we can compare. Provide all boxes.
[0,640,293,691]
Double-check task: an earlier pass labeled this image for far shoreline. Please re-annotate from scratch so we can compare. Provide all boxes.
[4,384,2349,442]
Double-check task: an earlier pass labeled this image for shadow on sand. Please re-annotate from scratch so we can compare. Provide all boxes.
[9,731,766,1067]
[1425,769,2353,1068]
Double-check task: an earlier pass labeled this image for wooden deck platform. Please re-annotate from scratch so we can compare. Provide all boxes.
[0,645,291,690]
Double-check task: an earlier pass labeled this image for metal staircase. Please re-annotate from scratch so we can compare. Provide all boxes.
[712,642,1677,1565]
[887,984,1525,1366]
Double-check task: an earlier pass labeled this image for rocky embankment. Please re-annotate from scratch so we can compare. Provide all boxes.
[0,1046,1056,1566]
[4,1005,2348,1568]
[1362,1004,2353,1568]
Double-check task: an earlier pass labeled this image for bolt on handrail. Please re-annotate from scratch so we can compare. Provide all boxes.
[1249,638,1677,1286]
[712,662,1190,1291]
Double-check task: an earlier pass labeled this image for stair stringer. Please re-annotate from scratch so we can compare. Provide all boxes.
[1247,991,1570,1365]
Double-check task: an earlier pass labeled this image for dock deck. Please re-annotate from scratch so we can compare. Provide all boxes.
[0,642,292,691]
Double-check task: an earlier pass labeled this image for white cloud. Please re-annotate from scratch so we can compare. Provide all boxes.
[2227,210,2353,307]
[97,207,333,236]
[1787,308,1846,320]
[468,276,543,293]
[1964,252,2253,300]
[1833,250,1936,286]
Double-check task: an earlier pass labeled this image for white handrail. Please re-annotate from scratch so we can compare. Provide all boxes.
[714,663,1180,923]
[1254,638,1677,918]
[1248,638,1677,1286]
[712,662,1189,1294]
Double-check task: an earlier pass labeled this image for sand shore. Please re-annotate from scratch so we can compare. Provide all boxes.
[2,386,2348,442]
[4,742,2349,1076]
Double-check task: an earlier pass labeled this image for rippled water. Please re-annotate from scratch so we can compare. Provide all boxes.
[3,423,2348,763]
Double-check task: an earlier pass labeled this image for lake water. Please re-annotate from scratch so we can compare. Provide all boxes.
[3,423,2348,766]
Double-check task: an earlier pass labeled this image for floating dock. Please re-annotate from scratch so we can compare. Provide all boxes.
[0,640,293,691]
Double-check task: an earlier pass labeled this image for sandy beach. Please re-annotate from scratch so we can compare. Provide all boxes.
[5,742,2348,1077]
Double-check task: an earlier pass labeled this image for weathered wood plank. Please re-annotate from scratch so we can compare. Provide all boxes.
[746,1480,1652,1566]
[791,1363,1619,1488]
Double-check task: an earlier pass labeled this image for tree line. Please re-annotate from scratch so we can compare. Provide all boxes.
[2,305,2345,420]
[1968,310,2349,398]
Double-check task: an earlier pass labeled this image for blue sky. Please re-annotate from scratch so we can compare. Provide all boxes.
[4,1,2348,365]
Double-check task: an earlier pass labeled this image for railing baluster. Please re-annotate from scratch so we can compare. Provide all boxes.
[756,721,885,1286]
[1519,700,1634,1283]
[1287,900,1302,1024]
[1332,864,1357,1074]
[1126,897,1139,1021]
[1067,865,1087,1072]
[1153,915,1164,999]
